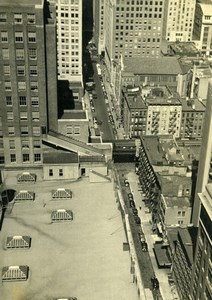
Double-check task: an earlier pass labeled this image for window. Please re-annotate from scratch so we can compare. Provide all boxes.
[30,81,38,91]
[33,140,40,148]
[49,169,53,176]
[66,126,73,135]
[33,126,40,136]
[27,14,35,24]
[3,65,10,76]
[31,96,39,106]
[6,96,12,106]
[29,48,37,59]
[21,126,29,136]
[14,13,22,23]
[8,127,15,136]
[22,140,29,149]
[10,154,16,163]
[1,31,8,42]
[20,111,28,120]
[19,96,27,106]
[7,112,14,121]
[16,48,24,60]
[17,65,25,76]
[178,211,181,216]
[74,126,80,134]
[23,154,30,162]
[0,13,7,22]
[34,153,41,162]
[18,81,26,91]
[2,48,9,59]
[30,65,37,76]
[28,32,36,43]
[59,169,63,176]
[32,111,39,121]
[9,140,15,149]
[5,81,11,91]
[0,156,5,164]
[182,211,185,217]
[15,31,23,43]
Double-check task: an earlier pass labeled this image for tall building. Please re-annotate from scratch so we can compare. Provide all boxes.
[93,0,105,55]
[52,0,83,86]
[163,0,196,42]
[192,0,212,57]
[103,0,166,82]
[190,80,212,299]
[0,0,58,167]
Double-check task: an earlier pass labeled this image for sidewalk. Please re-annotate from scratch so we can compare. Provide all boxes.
[127,171,180,300]
[100,62,126,140]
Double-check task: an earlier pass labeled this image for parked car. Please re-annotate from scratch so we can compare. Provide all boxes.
[124,179,129,187]
[139,233,146,243]
[134,216,141,225]
[132,208,138,216]
[129,199,135,208]
[91,106,95,112]
[141,241,148,252]
[151,276,159,290]
[128,193,134,199]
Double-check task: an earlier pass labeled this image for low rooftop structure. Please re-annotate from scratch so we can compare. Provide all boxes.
[167,42,200,57]
[123,57,184,75]
[163,196,191,208]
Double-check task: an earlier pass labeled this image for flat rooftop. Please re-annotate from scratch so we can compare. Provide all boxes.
[60,110,87,120]
[164,196,191,207]
[0,0,43,5]
[181,98,206,111]
[169,42,200,56]
[123,57,183,75]
[0,174,137,300]
[43,151,79,164]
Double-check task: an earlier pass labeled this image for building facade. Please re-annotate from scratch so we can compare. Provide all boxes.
[191,80,212,300]
[180,98,205,139]
[0,0,58,168]
[192,1,212,57]
[163,0,196,42]
[122,85,182,138]
[52,0,83,85]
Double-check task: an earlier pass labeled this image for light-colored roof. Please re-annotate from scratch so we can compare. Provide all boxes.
[199,3,212,16]
[0,0,43,5]
[123,57,183,75]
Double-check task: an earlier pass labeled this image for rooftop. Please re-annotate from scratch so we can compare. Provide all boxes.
[43,150,79,164]
[168,42,200,56]
[158,175,191,196]
[199,3,212,15]
[60,110,87,120]
[180,98,206,111]
[163,196,191,207]
[0,0,43,5]
[141,136,201,168]
[123,57,183,75]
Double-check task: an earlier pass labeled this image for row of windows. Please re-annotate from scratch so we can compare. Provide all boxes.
[1,31,36,43]
[0,13,35,24]
[10,153,41,163]
[7,111,40,122]
[4,81,38,92]
[49,169,63,177]
[3,65,38,77]
[6,96,39,107]
[8,126,40,136]
[9,139,40,149]
[2,48,37,60]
